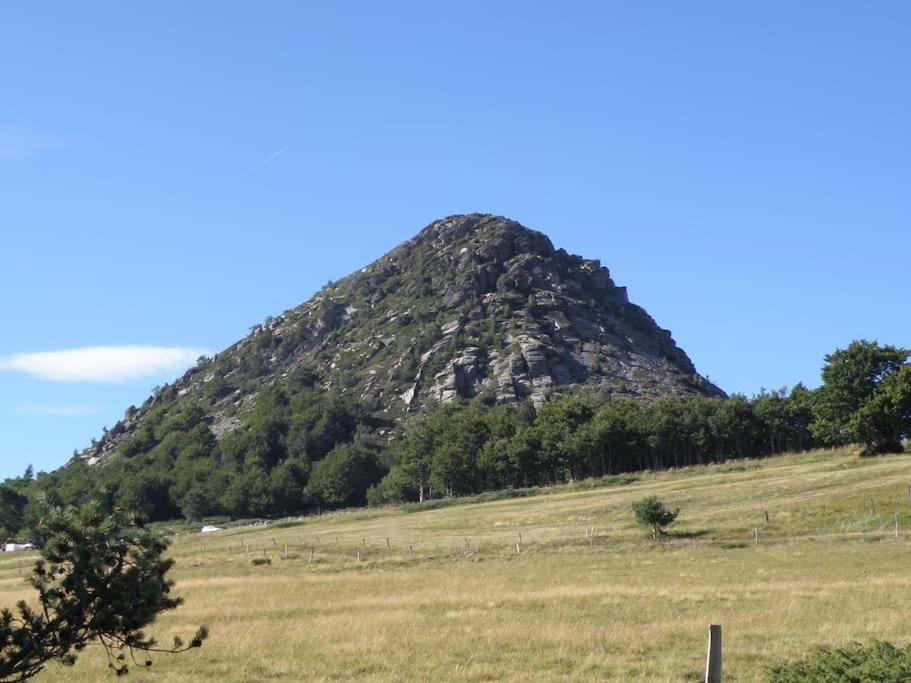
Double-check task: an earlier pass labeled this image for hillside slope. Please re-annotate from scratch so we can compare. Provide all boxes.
[83,214,721,464]
[16,448,911,681]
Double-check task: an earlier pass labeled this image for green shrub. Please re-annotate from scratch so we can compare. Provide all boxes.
[767,640,911,682]
[632,495,679,539]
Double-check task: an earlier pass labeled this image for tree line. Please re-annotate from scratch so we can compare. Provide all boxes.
[371,387,815,503]
[0,340,908,539]
[373,339,910,502]
[0,386,388,541]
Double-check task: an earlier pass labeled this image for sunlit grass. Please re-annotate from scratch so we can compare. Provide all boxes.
[5,447,911,680]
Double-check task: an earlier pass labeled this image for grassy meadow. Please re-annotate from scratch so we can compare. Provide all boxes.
[5,447,911,681]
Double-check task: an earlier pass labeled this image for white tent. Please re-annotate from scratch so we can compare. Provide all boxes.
[200,525,222,534]
[4,543,35,552]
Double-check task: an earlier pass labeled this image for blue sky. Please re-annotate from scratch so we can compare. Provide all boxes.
[1,2,909,478]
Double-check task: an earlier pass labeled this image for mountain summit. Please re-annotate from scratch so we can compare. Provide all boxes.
[85,214,721,463]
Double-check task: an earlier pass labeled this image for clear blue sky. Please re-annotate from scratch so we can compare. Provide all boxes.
[2,2,909,478]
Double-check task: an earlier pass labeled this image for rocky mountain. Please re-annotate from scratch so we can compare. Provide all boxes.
[82,213,722,464]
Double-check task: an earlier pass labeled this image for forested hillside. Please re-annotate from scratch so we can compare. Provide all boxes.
[1,213,909,537]
[1,340,908,539]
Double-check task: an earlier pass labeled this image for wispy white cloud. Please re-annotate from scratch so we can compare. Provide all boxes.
[14,404,99,417]
[0,345,208,383]
[0,124,60,161]
[249,146,288,172]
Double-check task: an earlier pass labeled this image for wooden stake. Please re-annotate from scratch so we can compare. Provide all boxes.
[515,542,521,555]
[409,544,414,557]
[753,528,759,546]
[386,537,391,550]
[764,510,770,524]
[705,624,722,683]
[309,549,314,563]
[356,548,361,562]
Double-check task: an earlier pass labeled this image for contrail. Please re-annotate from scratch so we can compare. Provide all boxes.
[249,146,288,172]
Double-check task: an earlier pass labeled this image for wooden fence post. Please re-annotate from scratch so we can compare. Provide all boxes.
[705,624,722,683]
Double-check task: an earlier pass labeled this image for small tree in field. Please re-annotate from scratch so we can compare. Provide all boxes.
[632,495,679,540]
[0,504,207,681]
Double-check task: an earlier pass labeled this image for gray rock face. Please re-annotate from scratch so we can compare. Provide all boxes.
[429,347,483,403]
[519,336,549,377]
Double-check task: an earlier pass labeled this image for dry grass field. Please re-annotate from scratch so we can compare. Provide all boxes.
[5,447,911,681]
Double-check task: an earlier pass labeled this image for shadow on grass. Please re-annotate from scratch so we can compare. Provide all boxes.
[669,529,712,539]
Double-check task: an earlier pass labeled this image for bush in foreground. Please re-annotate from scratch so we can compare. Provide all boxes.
[767,640,911,682]
[0,504,207,681]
